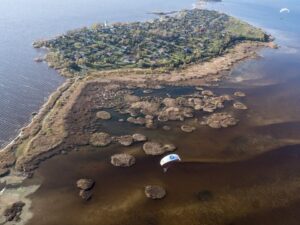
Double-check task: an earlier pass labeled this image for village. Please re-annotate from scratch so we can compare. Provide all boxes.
[33,9,270,77]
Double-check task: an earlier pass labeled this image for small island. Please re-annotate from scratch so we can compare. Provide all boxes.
[33,9,270,77]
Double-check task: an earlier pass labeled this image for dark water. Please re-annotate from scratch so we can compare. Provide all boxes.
[0,0,196,147]
[4,0,300,224]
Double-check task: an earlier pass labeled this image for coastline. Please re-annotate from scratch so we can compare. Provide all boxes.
[0,40,274,174]
[1,0,300,224]
[87,41,273,85]
[0,40,276,225]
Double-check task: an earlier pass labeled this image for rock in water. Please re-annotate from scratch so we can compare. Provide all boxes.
[90,132,112,147]
[233,102,248,110]
[76,179,95,191]
[127,117,146,125]
[181,125,196,133]
[111,153,136,167]
[204,113,239,129]
[79,190,93,201]
[117,135,134,146]
[143,142,163,155]
[96,111,111,120]
[145,185,166,199]
[4,201,25,222]
[132,133,147,142]
[143,142,176,155]
[234,91,246,97]
[162,144,177,152]
[202,90,214,96]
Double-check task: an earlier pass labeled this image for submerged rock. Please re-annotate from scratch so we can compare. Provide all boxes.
[181,125,196,133]
[76,179,95,191]
[197,190,214,202]
[96,111,111,120]
[111,153,136,167]
[145,185,166,199]
[90,132,112,147]
[4,201,25,222]
[204,113,239,129]
[233,102,248,110]
[117,135,134,146]
[162,125,171,131]
[132,133,147,142]
[143,142,176,155]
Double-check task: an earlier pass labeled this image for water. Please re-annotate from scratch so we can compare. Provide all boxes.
[2,0,300,224]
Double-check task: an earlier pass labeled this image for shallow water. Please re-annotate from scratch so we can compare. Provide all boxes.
[3,0,300,224]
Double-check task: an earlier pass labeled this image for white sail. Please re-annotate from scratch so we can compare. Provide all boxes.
[160,154,181,166]
[280,8,290,13]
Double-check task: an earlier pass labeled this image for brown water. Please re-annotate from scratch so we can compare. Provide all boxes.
[26,48,300,225]
[13,0,300,224]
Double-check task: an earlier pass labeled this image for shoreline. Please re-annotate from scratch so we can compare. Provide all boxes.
[0,40,274,174]
[0,40,275,225]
